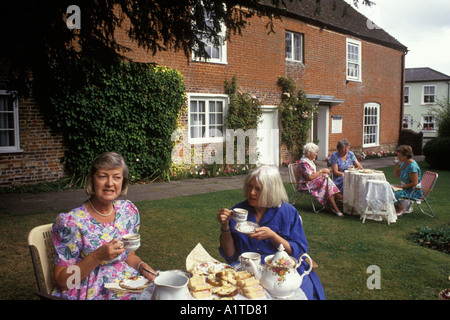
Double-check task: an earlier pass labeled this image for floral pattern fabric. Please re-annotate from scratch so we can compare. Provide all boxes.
[51,200,140,300]
[328,151,358,192]
[296,159,340,205]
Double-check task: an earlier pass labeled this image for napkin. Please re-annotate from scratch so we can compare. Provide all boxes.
[185,243,220,272]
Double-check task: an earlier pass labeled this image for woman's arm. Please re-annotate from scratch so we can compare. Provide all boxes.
[249,227,293,255]
[305,168,330,181]
[217,208,235,258]
[330,164,343,177]
[393,163,401,178]
[54,238,124,290]
[403,172,419,189]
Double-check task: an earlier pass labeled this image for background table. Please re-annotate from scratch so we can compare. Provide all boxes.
[343,170,397,224]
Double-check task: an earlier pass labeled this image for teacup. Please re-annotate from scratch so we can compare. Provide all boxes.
[122,233,140,251]
[232,208,248,222]
[239,252,261,274]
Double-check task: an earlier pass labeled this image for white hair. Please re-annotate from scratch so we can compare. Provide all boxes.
[303,142,318,157]
[243,166,288,208]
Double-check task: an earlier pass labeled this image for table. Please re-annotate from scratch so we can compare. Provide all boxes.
[343,170,397,224]
[138,282,307,300]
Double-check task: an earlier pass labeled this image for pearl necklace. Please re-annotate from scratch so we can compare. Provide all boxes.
[88,199,114,217]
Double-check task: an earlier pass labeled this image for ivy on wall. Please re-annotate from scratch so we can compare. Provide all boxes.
[45,58,186,182]
[278,76,316,160]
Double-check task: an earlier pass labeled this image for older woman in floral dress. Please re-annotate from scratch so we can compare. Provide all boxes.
[297,142,343,217]
[51,152,158,300]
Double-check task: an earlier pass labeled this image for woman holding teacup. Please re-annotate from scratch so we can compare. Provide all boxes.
[217,166,325,300]
[51,152,157,300]
[392,145,423,215]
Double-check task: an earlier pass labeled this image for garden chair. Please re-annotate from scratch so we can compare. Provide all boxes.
[288,163,325,213]
[28,223,64,300]
[399,171,438,218]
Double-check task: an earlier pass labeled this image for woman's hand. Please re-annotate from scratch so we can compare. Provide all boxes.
[94,238,125,262]
[249,227,293,255]
[248,226,275,241]
[217,208,233,228]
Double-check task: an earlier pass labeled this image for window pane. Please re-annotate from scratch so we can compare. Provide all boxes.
[285,32,292,59]
[294,34,302,61]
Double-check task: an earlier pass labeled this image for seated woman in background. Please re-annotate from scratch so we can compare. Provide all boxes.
[296,142,344,217]
[392,145,423,215]
[329,139,363,192]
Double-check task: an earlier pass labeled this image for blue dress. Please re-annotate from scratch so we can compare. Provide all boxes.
[329,151,358,192]
[394,160,423,204]
[219,200,326,300]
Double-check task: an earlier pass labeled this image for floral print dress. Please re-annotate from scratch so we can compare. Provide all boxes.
[328,151,358,192]
[296,158,340,205]
[51,200,141,300]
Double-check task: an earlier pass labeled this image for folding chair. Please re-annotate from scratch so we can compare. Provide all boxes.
[28,223,64,300]
[288,163,325,213]
[400,171,438,218]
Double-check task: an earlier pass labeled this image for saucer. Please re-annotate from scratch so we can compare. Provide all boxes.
[235,221,259,234]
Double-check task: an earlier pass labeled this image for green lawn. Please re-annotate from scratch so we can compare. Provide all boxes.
[0,162,448,300]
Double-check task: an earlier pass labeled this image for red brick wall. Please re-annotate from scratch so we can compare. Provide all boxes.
[121,14,403,160]
[0,11,404,186]
[0,96,65,186]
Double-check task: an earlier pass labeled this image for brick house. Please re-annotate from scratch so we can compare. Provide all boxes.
[0,0,407,186]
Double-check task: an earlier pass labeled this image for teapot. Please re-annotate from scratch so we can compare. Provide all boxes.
[151,271,191,300]
[248,244,312,299]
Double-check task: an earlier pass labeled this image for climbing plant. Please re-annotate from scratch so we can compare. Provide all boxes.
[278,76,317,159]
[44,58,186,182]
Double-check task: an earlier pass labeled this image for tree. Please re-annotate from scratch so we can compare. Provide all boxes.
[0,0,374,94]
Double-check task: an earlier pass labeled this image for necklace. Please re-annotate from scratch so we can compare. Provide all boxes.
[88,199,114,217]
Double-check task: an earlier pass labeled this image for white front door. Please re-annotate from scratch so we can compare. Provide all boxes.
[313,105,329,161]
[257,106,279,166]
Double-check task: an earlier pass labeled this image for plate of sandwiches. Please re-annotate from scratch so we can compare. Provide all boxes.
[189,267,267,300]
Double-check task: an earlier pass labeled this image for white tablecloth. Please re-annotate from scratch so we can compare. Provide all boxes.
[343,170,397,224]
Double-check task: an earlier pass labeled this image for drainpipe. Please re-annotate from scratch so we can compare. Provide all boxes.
[399,52,406,142]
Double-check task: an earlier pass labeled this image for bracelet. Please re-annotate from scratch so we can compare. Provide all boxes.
[137,261,145,271]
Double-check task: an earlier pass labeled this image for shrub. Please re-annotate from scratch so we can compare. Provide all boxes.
[409,225,450,254]
[423,137,450,170]
[44,58,186,183]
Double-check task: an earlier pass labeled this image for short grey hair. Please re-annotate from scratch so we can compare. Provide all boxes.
[243,166,288,208]
[337,139,350,150]
[303,142,318,157]
[85,152,129,196]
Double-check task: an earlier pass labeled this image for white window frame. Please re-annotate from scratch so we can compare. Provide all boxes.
[422,85,437,104]
[346,38,362,82]
[188,93,228,144]
[0,90,21,153]
[363,103,380,147]
[403,114,412,129]
[285,31,303,62]
[421,114,436,131]
[404,85,410,105]
[192,10,227,64]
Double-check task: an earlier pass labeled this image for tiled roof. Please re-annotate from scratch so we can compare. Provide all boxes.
[405,67,450,82]
[261,0,407,52]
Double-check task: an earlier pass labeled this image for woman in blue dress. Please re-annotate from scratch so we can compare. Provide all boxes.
[392,145,423,215]
[217,166,325,300]
[329,139,363,192]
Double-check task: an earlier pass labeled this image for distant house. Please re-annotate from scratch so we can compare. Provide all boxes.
[404,67,450,141]
[0,0,407,186]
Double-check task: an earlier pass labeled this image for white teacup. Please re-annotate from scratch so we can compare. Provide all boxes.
[122,233,140,251]
[232,208,248,222]
[239,252,261,274]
